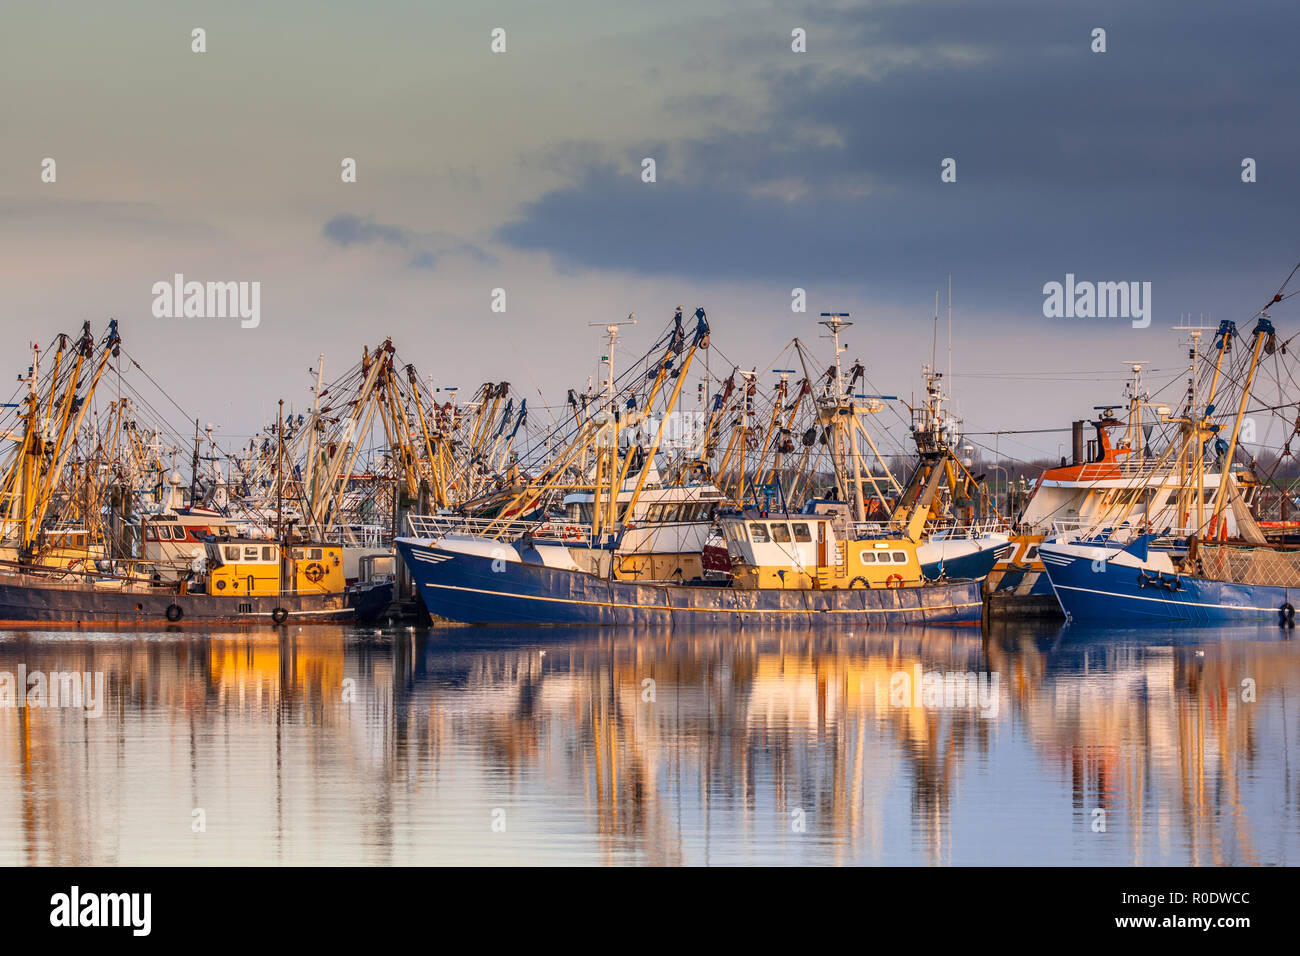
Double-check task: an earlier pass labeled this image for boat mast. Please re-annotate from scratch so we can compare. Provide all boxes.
[1206,315,1275,537]
[1171,322,1207,535]
[818,312,865,519]
[1123,361,1148,462]
[588,314,636,538]
[275,397,284,543]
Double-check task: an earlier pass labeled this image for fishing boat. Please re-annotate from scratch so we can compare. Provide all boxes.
[990,358,1259,597]
[0,537,392,626]
[395,509,980,627]
[394,309,982,627]
[1040,314,1296,622]
[792,328,1010,585]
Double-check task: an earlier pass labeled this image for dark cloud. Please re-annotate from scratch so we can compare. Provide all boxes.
[322,214,496,271]
[497,0,1300,317]
[323,214,411,248]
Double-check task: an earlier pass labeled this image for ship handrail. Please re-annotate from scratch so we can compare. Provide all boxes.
[0,556,181,588]
[0,557,367,596]
[851,517,1006,541]
[1048,518,1201,541]
[406,513,593,542]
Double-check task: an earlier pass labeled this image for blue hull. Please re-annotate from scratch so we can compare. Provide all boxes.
[920,543,1008,584]
[396,538,982,627]
[990,568,1055,595]
[1042,550,1296,623]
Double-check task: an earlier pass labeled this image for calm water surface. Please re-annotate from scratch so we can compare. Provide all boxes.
[0,621,1296,865]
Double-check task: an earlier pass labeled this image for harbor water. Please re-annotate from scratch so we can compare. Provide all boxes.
[0,623,1295,866]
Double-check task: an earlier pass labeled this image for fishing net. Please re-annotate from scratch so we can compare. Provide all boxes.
[1197,545,1300,587]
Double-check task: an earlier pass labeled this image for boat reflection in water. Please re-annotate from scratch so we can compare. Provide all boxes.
[0,622,1294,865]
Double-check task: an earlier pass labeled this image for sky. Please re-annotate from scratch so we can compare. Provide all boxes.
[3,0,1299,468]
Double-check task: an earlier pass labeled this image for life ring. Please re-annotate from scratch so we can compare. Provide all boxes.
[849,576,869,589]
[271,607,289,625]
[885,574,904,589]
[303,562,326,583]
[562,525,582,542]
[165,603,184,622]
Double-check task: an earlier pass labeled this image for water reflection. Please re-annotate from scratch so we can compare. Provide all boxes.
[0,622,1294,865]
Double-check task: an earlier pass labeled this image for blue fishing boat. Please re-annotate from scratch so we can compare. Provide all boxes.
[396,512,982,628]
[1040,313,1298,624]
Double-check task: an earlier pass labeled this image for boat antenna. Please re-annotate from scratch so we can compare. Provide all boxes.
[932,291,939,374]
[818,312,852,396]
[588,313,637,407]
[190,417,201,506]
[947,274,952,388]
[275,397,284,543]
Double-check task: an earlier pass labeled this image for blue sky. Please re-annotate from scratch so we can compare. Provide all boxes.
[2,0,1298,464]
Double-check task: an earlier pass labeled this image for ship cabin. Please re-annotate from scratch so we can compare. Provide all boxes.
[204,539,345,596]
[560,480,725,582]
[719,512,924,590]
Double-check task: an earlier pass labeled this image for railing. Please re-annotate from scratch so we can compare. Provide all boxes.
[1048,519,1201,544]
[405,513,593,542]
[850,522,905,539]
[849,517,1006,541]
[924,517,1009,539]
[0,557,175,588]
[325,523,393,548]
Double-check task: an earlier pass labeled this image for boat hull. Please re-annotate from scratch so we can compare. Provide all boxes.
[396,537,982,627]
[0,572,393,627]
[918,536,1011,584]
[1039,544,1295,623]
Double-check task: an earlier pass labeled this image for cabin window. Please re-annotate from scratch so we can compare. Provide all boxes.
[309,548,322,560]
[144,527,157,541]
[291,548,304,560]
[792,523,811,542]
[748,523,770,543]
[770,523,792,543]
[891,551,908,563]
[244,546,260,561]
[224,546,240,562]
[860,551,877,563]
[1024,545,1039,560]
[877,552,892,563]
[262,546,273,561]
[172,526,187,539]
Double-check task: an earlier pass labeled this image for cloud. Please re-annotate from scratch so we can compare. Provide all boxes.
[495,0,1300,311]
[322,214,497,271]
[323,214,411,248]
